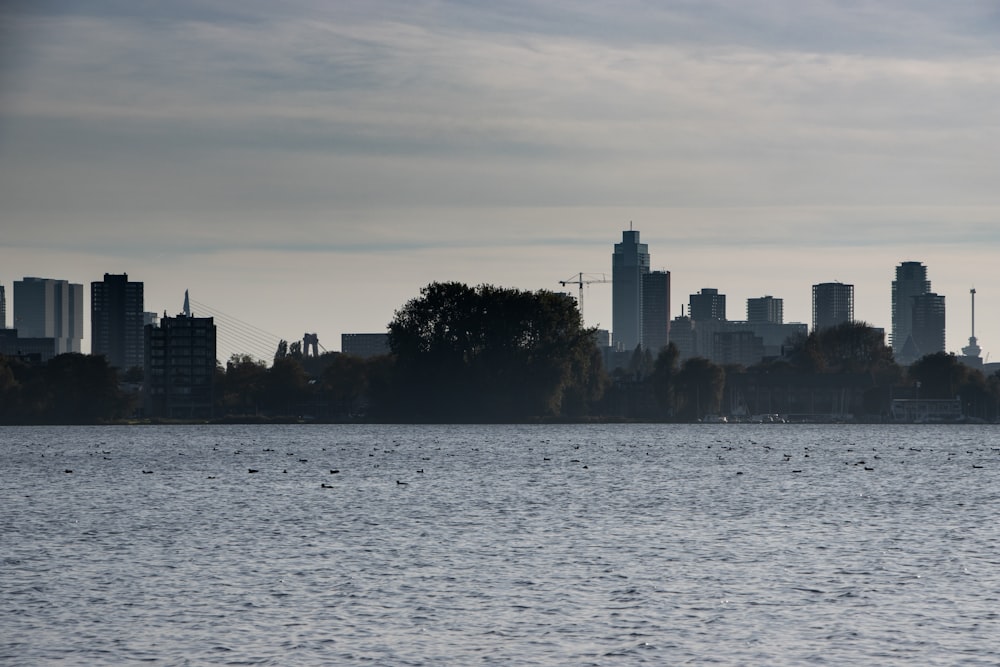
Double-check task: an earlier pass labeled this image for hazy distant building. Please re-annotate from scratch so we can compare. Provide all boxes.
[812,282,854,332]
[0,329,57,363]
[341,333,389,358]
[713,330,765,368]
[91,273,145,371]
[668,315,695,360]
[0,285,6,329]
[689,288,726,322]
[612,229,650,351]
[910,293,945,358]
[892,261,930,354]
[144,314,217,419]
[747,296,783,324]
[641,271,671,354]
[13,277,84,354]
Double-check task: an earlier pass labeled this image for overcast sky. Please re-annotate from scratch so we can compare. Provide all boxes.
[2,0,999,362]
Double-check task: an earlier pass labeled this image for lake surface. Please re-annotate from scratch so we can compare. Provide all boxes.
[2,423,999,665]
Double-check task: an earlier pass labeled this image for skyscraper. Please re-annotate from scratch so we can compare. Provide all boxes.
[612,228,649,351]
[0,285,6,329]
[812,282,854,331]
[911,293,945,357]
[13,277,84,354]
[689,288,726,321]
[641,271,671,353]
[892,261,930,352]
[92,273,145,371]
[747,296,783,324]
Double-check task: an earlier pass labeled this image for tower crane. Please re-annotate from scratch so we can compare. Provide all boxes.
[559,272,610,320]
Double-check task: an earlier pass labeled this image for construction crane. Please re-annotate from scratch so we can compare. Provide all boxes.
[559,272,610,320]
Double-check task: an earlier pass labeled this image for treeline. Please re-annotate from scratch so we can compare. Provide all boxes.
[3,283,1000,424]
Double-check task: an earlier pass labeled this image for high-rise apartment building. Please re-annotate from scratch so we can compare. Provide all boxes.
[747,296,783,324]
[892,261,930,353]
[911,293,945,358]
[812,282,854,331]
[689,288,726,322]
[144,314,217,419]
[612,228,650,351]
[641,271,671,353]
[12,277,84,354]
[91,273,145,370]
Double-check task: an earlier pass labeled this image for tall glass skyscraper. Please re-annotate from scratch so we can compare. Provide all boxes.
[891,261,930,355]
[612,228,649,351]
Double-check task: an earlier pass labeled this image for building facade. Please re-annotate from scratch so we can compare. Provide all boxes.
[689,288,726,322]
[0,329,57,363]
[341,333,390,358]
[747,296,783,324]
[910,293,946,358]
[0,285,6,329]
[891,261,930,354]
[612,229,650,351]
[812,282,854,332]
[641,271,671,354]
[12,277,84,354]
[91,273,145,371]
[144,314,217,419]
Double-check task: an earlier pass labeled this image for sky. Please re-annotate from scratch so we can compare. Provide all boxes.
[2,0,999,364]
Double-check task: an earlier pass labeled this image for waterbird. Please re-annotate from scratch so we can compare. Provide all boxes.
[396,480,408,485]
[248,469,259,473]
[330,469,340,474]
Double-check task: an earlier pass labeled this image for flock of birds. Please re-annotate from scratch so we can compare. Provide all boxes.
[44,432,997,489]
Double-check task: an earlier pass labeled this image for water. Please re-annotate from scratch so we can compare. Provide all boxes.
[2,424,999,665]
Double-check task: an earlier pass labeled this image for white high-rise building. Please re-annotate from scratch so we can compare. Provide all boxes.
[612,228,650,351]
[13,277,84,354]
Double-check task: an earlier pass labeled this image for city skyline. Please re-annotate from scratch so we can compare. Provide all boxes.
[2,2,998,361]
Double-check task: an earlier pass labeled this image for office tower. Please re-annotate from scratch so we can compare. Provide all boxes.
[892,261,930,351]
[612,228,649,350]
[641,271,671,354]
[0,285,5,329]
[911,293,945,357]
[747,296,783,324]
[144,314,217,419]
[812,282,854,331]
[13,277,84,354]
[91,273,145,370]
[689,288,726,321]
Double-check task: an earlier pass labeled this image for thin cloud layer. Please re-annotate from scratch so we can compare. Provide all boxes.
[1,1,998,352]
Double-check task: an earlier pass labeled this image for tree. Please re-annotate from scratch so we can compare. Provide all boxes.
[41,353,130,423]
[908,352,968,399]
[387,282,601,421]
[650,343,680,418]
[221,354,267,414]
[788,321,894,374]
[674,357,725,421]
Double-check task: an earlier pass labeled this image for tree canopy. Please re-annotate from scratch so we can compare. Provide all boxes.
[385,282,604,421]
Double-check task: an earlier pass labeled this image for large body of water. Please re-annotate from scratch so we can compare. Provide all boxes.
[2,424,999,665]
